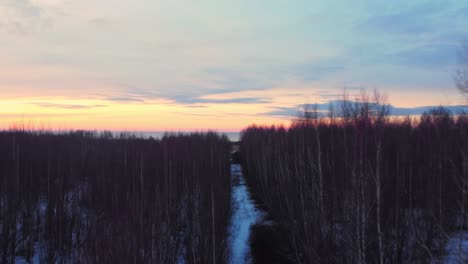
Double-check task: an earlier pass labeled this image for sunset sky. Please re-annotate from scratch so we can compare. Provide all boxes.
[1,0,467,131]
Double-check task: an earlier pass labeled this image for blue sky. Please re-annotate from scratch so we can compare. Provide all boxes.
[0,0,467,130]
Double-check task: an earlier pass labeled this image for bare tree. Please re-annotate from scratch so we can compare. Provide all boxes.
[455,45,468,102]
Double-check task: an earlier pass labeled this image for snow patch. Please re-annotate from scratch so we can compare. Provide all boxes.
[227,164,265,264]
[434,231,468,263]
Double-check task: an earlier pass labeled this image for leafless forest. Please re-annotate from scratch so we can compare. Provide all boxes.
[0,132,231,263]
[241,95,468,263]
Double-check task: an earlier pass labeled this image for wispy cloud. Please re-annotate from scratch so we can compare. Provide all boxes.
[169,96,272,105]
[105,97,144,103]
[389,43,458,69]
[32,102,106,109]
[88,18,112,30]
[169,110,261,118]
[0,0,52,35]
[358,12,430,36]
[263,106,302,118]
[0,112,84,118]
[114,87,271,105]
[355,2,457,36]
[288,60,345,81]
[2,0,42,17]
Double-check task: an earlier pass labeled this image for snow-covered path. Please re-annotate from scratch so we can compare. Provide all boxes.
[435,231,468,263]
[227,164,264,264]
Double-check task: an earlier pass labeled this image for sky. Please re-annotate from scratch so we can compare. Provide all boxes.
[0,0,467,131]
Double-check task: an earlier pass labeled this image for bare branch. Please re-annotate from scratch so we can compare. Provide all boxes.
[455,45,468,103]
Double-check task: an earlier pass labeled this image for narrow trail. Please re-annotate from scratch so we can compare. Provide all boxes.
[227,164,265,264]
[432,231,468,263]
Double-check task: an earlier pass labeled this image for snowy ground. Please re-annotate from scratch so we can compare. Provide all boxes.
[433,231,468,263]
[227,164,265,264]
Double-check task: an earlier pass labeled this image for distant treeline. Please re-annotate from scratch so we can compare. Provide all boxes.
[0,131,231,263]
[241,94,468,263]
